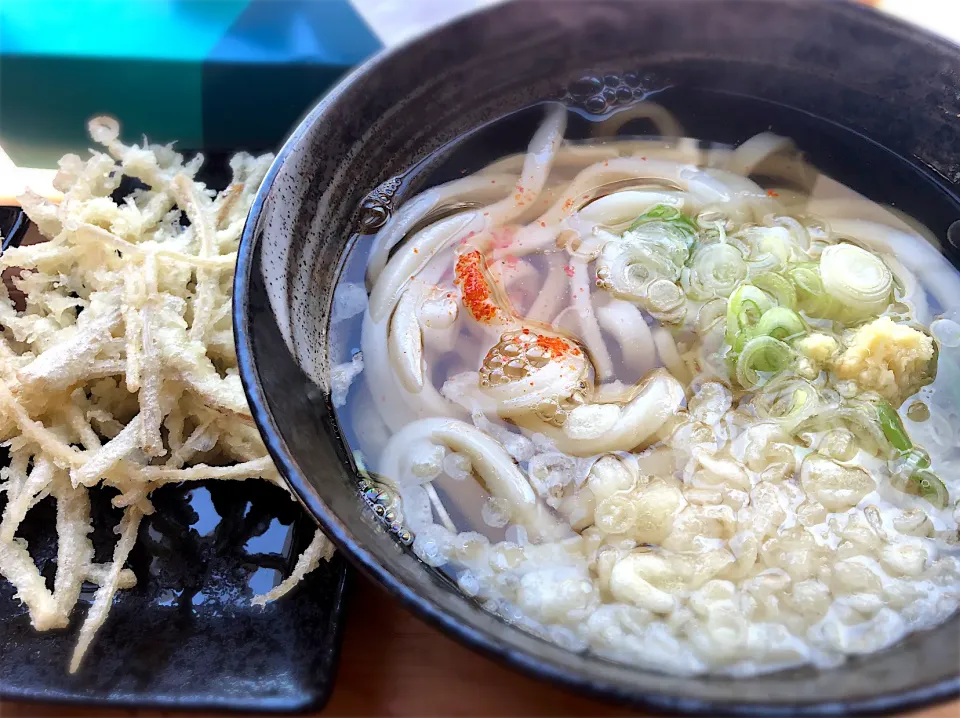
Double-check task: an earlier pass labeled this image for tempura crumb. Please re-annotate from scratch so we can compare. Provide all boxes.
[331,352,364,408]
[0,117,333,674]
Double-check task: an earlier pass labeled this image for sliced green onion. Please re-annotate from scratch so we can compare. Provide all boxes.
[876,399,912,453]
[787,262,839,318]
[783,387,812,416]
[628,204,699,238]
[599,205,698,301]
[736,336,794,388]
[900,447,932,471]
[696,298,727,335]
[751,272,797,309]
[753,377,820,429]
[795,404,889,454]
[732,225,792,273]
[788,262,821,294]
[895,470,950,509]
[725,284,773,347]
[755,307,805,341]
[724,350,740,379]
[820,243,893,319]
[683,242,747,299]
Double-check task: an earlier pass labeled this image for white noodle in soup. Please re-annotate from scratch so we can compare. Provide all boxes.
[330,104,960,676]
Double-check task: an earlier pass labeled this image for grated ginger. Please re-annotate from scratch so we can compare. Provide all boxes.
[833,317,934,405]
[796,333,840,365]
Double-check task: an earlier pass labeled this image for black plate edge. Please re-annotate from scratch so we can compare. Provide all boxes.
[0,564,353,714]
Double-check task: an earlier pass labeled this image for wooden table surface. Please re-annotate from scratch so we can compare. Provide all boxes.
[2,573,958,718]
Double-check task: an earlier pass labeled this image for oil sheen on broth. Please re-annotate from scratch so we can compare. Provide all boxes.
[327,93,960,677]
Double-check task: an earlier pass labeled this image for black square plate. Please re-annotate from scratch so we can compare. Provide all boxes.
[0,160,350,712]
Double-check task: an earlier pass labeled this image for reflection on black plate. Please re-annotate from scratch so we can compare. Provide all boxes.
[0,207,27,249]
[0,159,350,712]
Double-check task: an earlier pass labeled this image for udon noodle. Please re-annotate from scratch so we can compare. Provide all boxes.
[331,103,960,676]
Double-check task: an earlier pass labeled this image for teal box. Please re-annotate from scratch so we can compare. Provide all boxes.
[0,0,381,166]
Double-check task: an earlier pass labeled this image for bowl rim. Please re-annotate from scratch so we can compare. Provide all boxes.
[233,0,960,713]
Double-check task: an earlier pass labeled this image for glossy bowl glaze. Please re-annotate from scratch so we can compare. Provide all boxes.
[234,1,960,713]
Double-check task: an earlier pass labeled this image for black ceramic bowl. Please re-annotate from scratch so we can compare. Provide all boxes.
[234,1,960,714]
